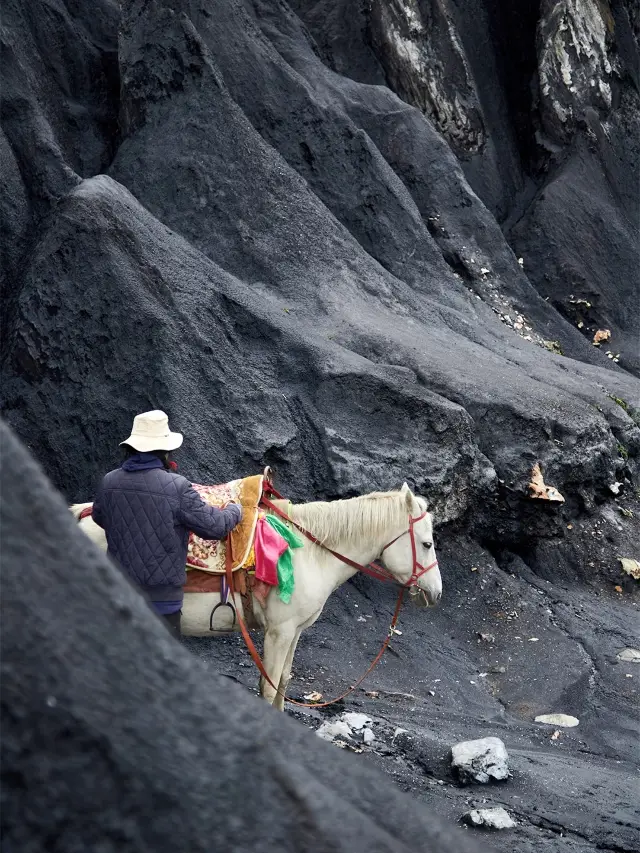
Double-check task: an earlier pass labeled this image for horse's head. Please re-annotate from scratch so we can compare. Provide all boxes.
[379,483,442,606]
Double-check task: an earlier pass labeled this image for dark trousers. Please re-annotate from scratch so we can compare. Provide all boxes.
[163,610,182,639]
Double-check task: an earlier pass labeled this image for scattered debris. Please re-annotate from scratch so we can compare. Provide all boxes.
[609,482,622,495]
[393,728,408,741]
[316,712,374,746]
[316,719,353,742]
[543,340,563,355]
[360,689,416,701]
[535,713,579,728]
[528,462,565,503]
[617,649,640,663]
[528,637,539,642]
[462,807,516,830]
[303,691,323,703]
[451,737,510,784]
[478,632,495,643]
[490,666,506,674]
[517,257,524,266]
[551,730,561,741]
[593,329,611,345]
[569,296,591,308]
[341,713,372,730]
[619,558,640,580]
[614,585,623,593]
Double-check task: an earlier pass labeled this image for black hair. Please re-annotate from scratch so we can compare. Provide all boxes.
[121,444,171,470]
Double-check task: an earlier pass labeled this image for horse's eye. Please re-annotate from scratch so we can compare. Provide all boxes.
[423,541,433,550]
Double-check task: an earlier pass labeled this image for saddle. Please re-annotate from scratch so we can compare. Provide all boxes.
[186,473,264,574]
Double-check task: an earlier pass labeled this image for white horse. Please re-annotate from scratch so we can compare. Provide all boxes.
[71,483,441,710]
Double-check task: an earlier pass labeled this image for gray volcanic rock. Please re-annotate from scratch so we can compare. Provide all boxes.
[1,1,639,849]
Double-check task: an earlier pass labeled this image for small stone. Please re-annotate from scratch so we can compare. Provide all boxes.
[609,482,622,495]
[362,728,375,745]
[451,737,510,784]
[535,713,579,728]
[490,666,506,674]
[478,632,495,643]
[463,807,516,830]
[617,649,640,663]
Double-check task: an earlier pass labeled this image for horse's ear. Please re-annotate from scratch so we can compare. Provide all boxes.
[401,482,414,510]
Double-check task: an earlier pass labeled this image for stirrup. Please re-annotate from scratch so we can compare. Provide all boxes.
[209,600,237,631]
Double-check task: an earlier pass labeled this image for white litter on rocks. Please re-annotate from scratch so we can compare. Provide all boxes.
[316,712,374,745]
[316,719,353,742]
[463,807,516,830]
[341,712,372,730]
[451,737,509,783]
[617,648,640,663]
[535,713,579,727]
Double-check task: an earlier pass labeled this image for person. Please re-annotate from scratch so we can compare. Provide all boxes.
[92,410,242,637]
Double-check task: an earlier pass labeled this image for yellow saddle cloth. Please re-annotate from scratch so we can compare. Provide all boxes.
[186,474,263,573]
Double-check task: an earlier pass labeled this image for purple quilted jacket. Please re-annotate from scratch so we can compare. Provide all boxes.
[92,462,242,602]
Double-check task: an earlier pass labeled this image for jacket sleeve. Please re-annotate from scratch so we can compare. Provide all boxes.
[177,486,243,541]
[91,489,105,529]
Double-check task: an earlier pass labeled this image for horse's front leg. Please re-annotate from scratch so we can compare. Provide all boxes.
[272,606,323,711]
[260,626,296,707]
[272,630,302,712]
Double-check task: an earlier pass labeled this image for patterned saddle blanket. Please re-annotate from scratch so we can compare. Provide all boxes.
[187,474,264,574]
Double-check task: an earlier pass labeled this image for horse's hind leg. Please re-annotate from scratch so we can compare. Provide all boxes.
[260,626,296,707]
[273,630,302,712]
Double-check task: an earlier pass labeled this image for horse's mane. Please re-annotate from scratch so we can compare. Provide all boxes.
[289,490,424,550]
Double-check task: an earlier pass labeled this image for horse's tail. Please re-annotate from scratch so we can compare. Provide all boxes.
[69,502,93,521]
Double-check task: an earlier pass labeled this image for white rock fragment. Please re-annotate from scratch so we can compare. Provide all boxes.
[363,728,375,745]
[517,257,524,266]
[451,737,509,783]
[535,713,579,728]
[341,712,371,730]
[617,649,640,663]
[463,807,516,830]
[316,719,353,742]
[609,482,622,495]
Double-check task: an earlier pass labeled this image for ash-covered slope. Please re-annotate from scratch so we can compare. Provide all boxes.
[2,0,639,522]
[0,1,639,848]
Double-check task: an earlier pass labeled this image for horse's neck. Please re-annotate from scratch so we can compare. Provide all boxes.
[293,506,399,587]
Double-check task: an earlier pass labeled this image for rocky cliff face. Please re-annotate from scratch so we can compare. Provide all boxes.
[1,2,638,848]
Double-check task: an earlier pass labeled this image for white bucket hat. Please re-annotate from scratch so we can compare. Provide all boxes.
[120,410,183,453]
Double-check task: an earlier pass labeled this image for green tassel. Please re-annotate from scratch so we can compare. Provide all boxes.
[265,514,303,604]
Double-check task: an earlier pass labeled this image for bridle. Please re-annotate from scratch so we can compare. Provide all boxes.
[380,509,439,587]
[260,496,439,589]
